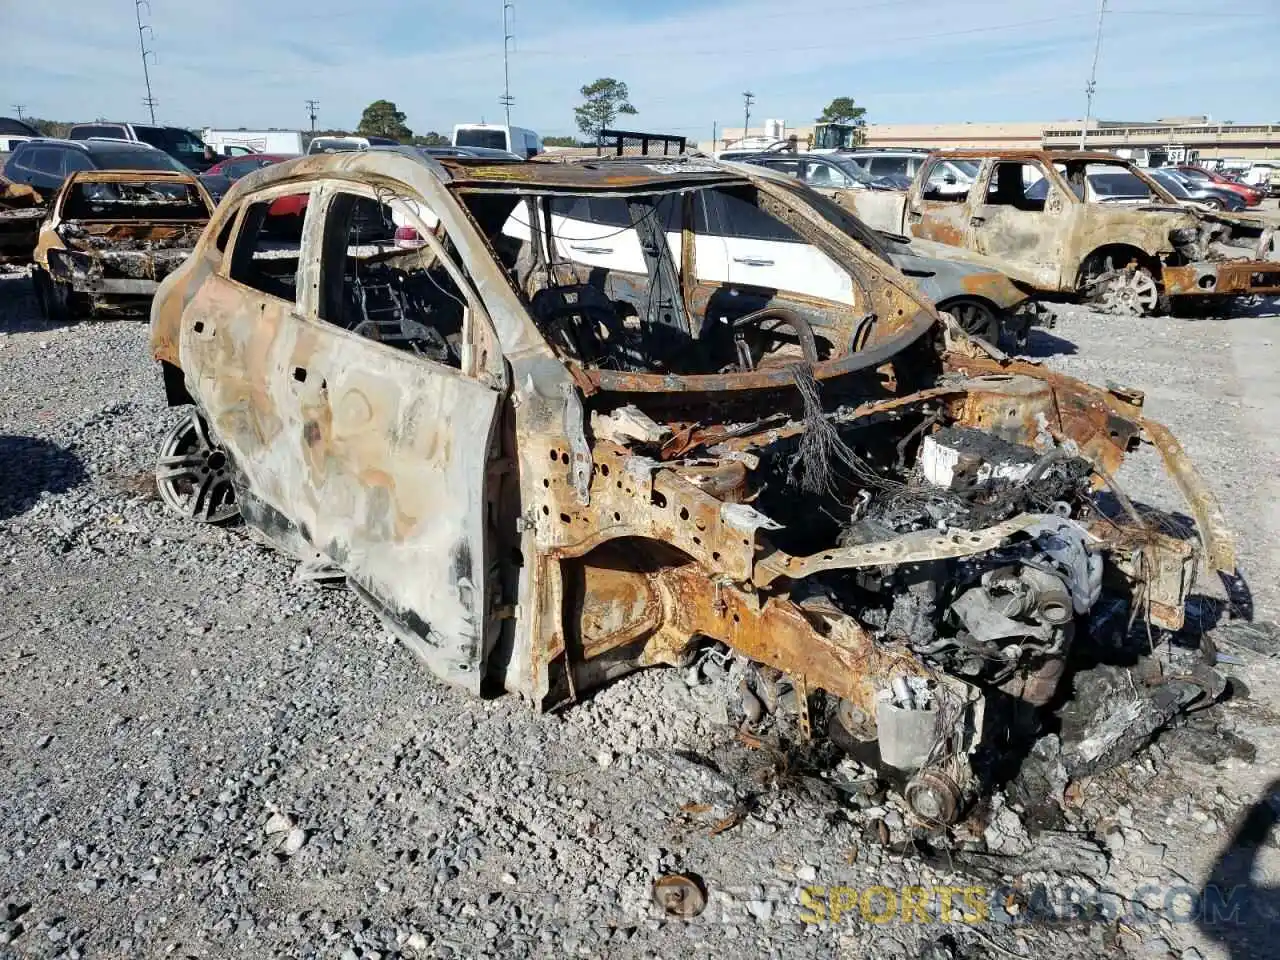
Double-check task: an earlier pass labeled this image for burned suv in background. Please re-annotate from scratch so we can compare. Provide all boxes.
[149,151,1234,821]
[847,150,1280,316]
[34,169,213,320]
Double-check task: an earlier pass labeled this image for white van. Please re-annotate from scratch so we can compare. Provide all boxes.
[452,123,542,158]
[202,129,305,156]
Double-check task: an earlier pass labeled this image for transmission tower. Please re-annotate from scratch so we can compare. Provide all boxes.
[135,0,158,123]
[500,0,515,126]
[306,99,320,134]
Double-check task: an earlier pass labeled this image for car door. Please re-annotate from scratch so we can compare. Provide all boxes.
[178,183,318,546]
[908,157,975,247]
[708,186,855,304]
[967,159,1071,289]
[277,183,505,693]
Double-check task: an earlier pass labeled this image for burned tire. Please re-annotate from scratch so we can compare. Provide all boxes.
[32,268,70,324]
[155,413,239,524]
[940,298,1000,345]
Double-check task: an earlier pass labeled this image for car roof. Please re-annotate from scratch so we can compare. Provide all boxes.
[929,149,1128,163]
[240,149,749,197]
[220,152,296,161]
[17,137,165,154]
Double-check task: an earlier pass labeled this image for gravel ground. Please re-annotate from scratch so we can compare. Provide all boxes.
[1,265,1278,960]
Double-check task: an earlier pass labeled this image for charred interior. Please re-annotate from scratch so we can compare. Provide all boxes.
[40,175,213,316]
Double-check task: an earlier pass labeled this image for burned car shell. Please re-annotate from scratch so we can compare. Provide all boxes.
[151,151,1235,820]
[846,149,1280,309]
[34,169,213,318]
[0,175,44,263]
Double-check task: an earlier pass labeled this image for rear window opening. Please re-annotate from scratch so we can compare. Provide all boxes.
[61,180,209,221]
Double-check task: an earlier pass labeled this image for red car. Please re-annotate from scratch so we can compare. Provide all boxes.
[203,152,297,180]
[1173,165,1264,206]
[204,152,307,219]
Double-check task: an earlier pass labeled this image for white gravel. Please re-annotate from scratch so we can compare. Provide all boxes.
[1,264,1277,960]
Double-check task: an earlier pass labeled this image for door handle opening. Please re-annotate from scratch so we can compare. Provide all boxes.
[733,257,775,267]
[569,244,614,255]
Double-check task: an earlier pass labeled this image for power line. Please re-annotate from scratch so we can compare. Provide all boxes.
[135,0,158,124]
[10,105,25,121]
[305,98,319,134]
[742,91,755,137]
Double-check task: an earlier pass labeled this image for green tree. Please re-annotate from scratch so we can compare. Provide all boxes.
[357,99,413,140]
[411,131,450,146]
[32,118,73,138]
[818,97,867,127]
[542,135,581,147]
[573,78,637,141]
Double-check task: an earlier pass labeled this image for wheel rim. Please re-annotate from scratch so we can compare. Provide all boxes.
[155,413,239,523]
[945,300,999,342]
[1096,268,1159,317]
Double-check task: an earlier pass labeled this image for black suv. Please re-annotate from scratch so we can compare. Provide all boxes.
[2,139,188,195]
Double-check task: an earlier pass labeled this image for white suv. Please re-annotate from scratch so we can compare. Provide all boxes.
[843,150,978,196]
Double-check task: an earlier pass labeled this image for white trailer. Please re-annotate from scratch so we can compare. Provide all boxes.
[201,129,305,156]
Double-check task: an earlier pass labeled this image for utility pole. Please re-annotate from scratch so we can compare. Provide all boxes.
[500,0,515,127]
[135,0,158,124]
[742,91,755,142]
[11,105,25,121]
[1080,0,1107,150]
[305,99,319,134]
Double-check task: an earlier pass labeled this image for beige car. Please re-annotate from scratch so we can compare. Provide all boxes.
[33,169,213,320]
[846,149,1280,316]
[149,151,1233,821]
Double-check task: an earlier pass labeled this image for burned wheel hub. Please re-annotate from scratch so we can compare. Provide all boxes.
[1094,268,1159,317]
[943,299,1000,344]
[904,769,962,824]
[155,413,239,524]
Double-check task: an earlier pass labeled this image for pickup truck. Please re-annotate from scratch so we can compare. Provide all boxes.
[842,149,1280,316]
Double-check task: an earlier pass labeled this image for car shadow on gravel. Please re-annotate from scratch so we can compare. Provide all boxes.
[1016,327,1078,358]
[0,271,56,334]
[0,435,87,521]
[1197,777,1280,960]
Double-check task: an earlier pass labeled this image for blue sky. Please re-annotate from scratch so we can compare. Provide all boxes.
[2,0,1278,139]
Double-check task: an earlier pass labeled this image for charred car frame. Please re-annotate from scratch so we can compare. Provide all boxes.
[149,151,1235,821]
[34,170,213,320]
[846,149,1280,316]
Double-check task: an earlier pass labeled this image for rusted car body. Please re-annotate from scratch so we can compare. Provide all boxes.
[844,150,1280,315]
[0,176,44,263]
[149,151,1234,820]
[33,170,212,319]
